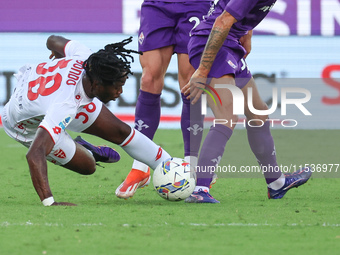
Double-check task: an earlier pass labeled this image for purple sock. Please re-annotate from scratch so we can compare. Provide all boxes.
[181,93,204,157]
[196,124,233,187]
[134,90,161,140]
[246,121,282,184]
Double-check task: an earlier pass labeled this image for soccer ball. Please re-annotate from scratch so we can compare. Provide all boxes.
[153,157,196,201]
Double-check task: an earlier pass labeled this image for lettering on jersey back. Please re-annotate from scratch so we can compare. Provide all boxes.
[66,60,84,86]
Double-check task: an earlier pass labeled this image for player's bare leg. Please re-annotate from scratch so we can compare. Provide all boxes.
[63,142,97,175]
[115,46,174,199]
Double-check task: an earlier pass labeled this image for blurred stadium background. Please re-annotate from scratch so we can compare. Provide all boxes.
[1,0,340,130]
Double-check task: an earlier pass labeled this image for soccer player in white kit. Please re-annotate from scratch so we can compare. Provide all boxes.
[1,35,172,206]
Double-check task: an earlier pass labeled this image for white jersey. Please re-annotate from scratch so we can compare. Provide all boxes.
[4,40,97,145]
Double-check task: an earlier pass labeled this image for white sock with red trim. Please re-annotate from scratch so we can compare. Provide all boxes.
[131,160,149,173]
[119,128,171,170]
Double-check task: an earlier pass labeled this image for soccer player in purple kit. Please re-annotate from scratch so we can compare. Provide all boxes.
[115,0,212,199]
[182,0,313,203]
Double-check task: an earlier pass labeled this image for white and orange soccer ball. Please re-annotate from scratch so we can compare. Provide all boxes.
[153,157,196,201]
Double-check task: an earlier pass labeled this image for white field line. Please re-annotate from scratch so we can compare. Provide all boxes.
[1,221,340,228]
[0,221,104,227]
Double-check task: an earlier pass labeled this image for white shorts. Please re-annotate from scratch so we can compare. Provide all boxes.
[2,98,103,165]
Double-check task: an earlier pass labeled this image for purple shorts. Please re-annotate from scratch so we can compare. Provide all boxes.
[138,1,211,53]
[188,35,252,88]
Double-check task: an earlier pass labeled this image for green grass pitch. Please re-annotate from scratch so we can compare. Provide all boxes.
[0,128,339,255]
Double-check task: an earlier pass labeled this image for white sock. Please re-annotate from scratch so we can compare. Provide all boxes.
[184,156,198,168]
[120,128,171,170]
[132,160,149,173]
[267,173,285,190]
[194,186,209,193]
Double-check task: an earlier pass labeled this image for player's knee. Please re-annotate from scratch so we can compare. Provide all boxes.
[66,152,97,175]
[246,103,269,124]
[85,164,96,175]
[79,160,96,175]
[140,72,163,93]
[111,124,132,145]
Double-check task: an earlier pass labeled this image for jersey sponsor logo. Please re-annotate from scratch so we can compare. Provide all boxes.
[227,60,237,69]
[138,32,145,45]
[58,115,72,130]
[53,149,66,159]
[52,126,62,135]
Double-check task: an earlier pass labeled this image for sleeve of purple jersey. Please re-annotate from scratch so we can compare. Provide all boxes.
[224,0,259,21]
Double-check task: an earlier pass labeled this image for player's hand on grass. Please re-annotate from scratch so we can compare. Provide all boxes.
[181,69,207,105]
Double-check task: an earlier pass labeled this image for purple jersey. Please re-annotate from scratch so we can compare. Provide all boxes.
[193,0,277,41]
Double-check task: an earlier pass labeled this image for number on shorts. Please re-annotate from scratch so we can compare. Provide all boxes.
[189,16,201,36]
[240,59,249,72]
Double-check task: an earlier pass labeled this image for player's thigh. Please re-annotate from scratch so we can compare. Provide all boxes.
[242,77,269,122]
[139,46,174,93]
[63,142,96,175]
[2,111,73,166]
[81,104,131,145]
[9,137,75,167]
[46,131,77,166]
[47,131,96,174]
[3,104,96,169]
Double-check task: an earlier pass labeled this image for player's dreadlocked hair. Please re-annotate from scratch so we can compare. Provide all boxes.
[83,37,141,86]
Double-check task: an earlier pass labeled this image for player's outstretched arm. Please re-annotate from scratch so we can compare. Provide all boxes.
[26,127,76,206]
[46,35,70,60]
